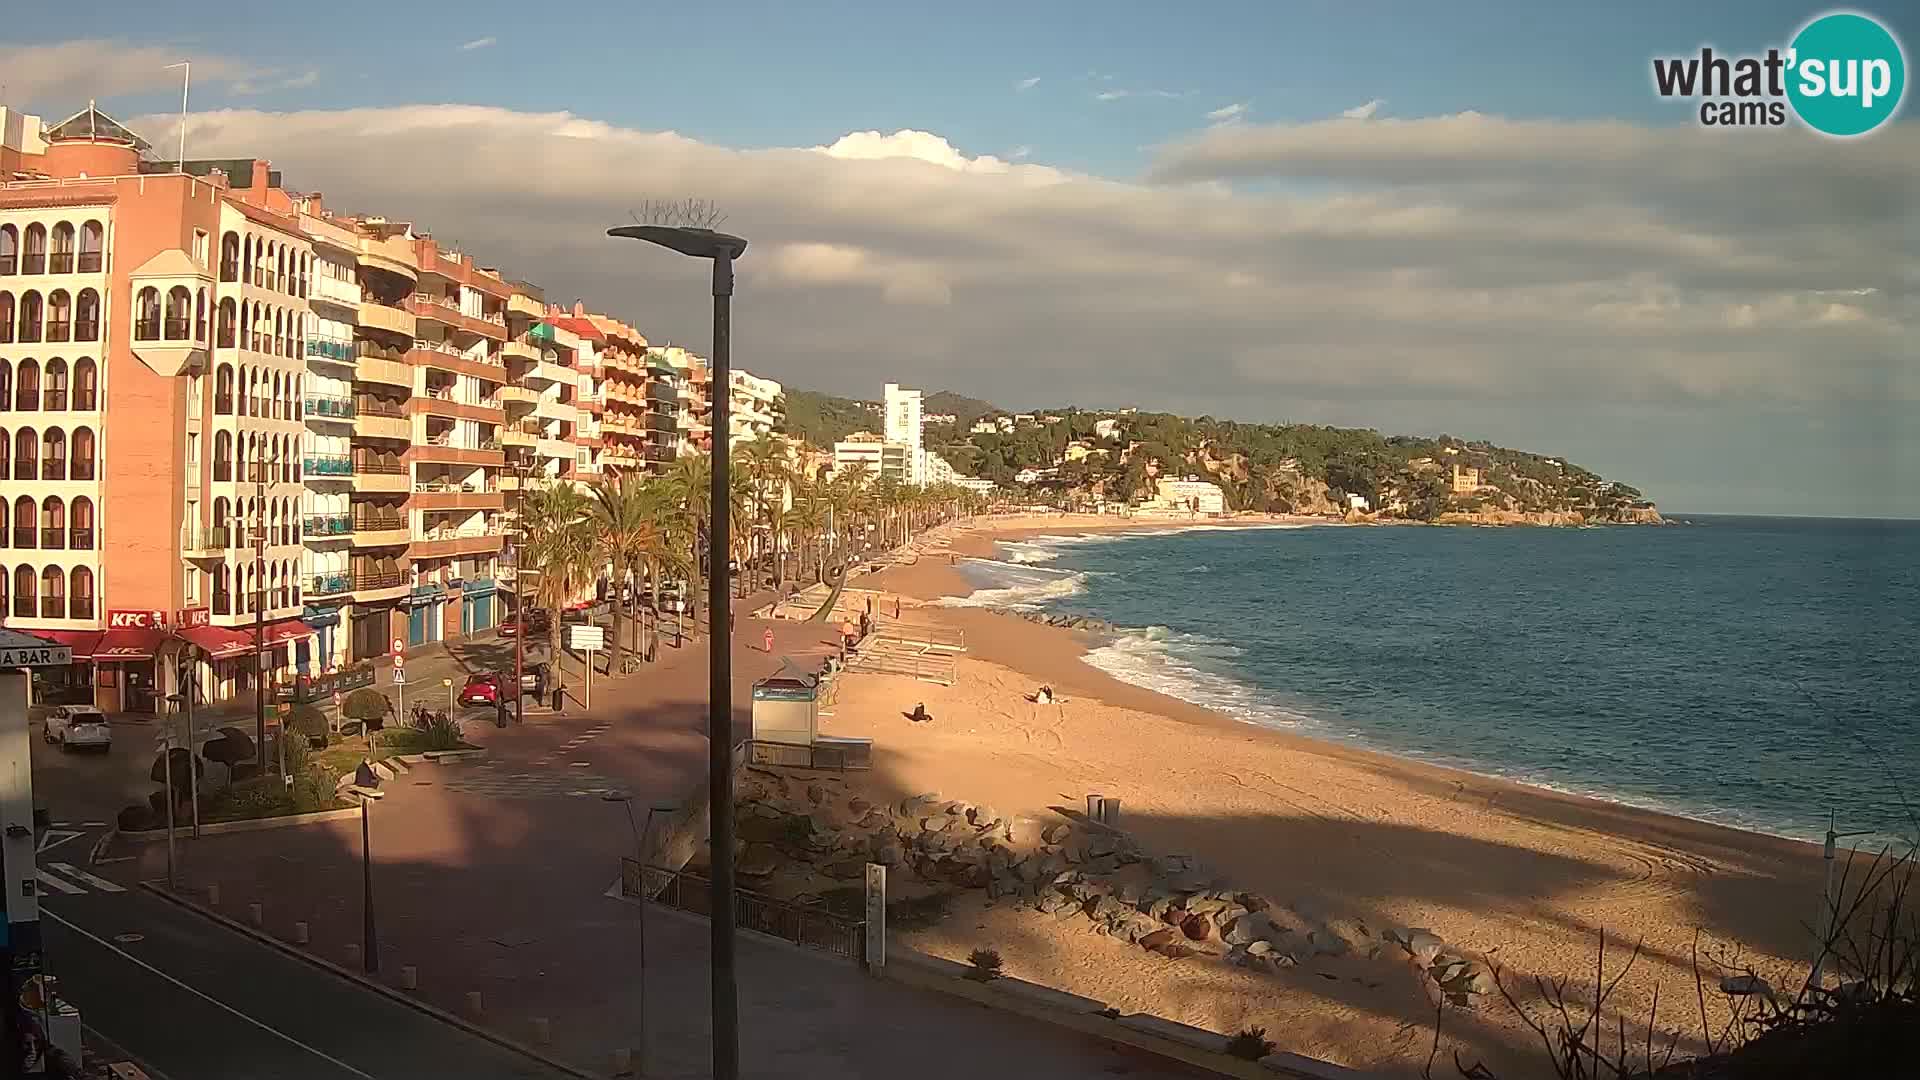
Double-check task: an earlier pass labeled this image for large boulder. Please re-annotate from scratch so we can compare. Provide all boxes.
[1403,930,1445,964]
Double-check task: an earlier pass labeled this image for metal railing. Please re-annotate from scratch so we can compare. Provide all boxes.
[303,454,354,476]
[621,860,866,964]
[304,513,352,536]
[741,738,872,771]
[308,573,351,597]
[352,456,408,475]
[304,394,357,418]
[353,569,406,591]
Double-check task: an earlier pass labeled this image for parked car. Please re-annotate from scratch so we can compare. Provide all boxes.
[458,672,507,707]
[519,662,550,697]
[497,609,552,638]
[44,706,111,751]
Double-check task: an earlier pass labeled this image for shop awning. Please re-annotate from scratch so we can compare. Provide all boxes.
[95,627,165,661]
[264,619,315,647]
[178,624,255,660]
[32,630,104,660]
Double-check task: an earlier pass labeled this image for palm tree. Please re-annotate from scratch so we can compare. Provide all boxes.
[737,436,794,590]
[519,481,595,694]
[589,474,670,671]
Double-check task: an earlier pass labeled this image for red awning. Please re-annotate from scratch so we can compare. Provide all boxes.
[95,627,164,661]
[263,619,314,647]
[178,624,255,660]
[31,630,103,660]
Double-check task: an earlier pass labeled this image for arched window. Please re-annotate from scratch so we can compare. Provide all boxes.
[17,291,41,344]
[22,224,47,275]
[275,247,287,293]
[0,362,9,412]
[220,232,240,282]
[215,363,233,414]
[45,291,70,343]
[134,287,161,340]
[0,225,16,275]
[15,361,37,413]
[0,427,7,479]
[12,428,33,481]
[75,289,99,341]
[12,496,36,551]
[165,286,192,340]
[214,430,232,482]
[40,498,64,552]
[217,298,235,348]
[43,359,67,412]
[48,224,75,274]
[0,291,12,343]
[72,427,95,480]
[195,288,208,343]
[273,309,285,358]
[12,565,34,618]
[41,428,64,480]
[39,566,65,618]
[72,358,96,410]
[78,221,103,273]
[70,497,93,550]
[243,236,256,286]
[70,567,94,618]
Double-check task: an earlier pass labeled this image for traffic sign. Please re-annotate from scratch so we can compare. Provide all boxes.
[392,637,404,654]
[567,624,605,651]
[393,653,404,668]
[392,668,406,685]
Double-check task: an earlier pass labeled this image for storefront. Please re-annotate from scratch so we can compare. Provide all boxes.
[96,610,170,713]
[176,619,314,704]
[28,630,101,707]
[405,585,442,647]
[350,604,394,662]
[460,577,497,636]
[301,603,345,674]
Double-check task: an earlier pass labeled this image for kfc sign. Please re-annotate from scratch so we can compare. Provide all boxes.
[178,607,211,628]
[107,608,169,630]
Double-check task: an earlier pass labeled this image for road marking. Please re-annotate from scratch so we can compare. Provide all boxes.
[36,870,85,895]
[51,862,126,892]
[38,828,84,853]
[43,909,383,1080]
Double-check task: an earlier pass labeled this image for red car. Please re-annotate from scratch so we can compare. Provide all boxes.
[459,672,507,707]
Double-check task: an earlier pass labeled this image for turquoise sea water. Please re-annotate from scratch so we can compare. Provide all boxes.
[946,517,1920,849]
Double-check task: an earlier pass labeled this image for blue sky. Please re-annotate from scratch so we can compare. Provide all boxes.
[9,0,1908,177]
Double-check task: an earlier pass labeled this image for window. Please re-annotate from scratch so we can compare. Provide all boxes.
[70,567,93,619]
[165,286,192,340]
[0,427,7,479]
[49,224,75,274]
[215,364,234,414]
[12,428,34,481]
[13,565,33,618]
[220,232,240,282]
[75,289,99,341]
[73,359,97,410]
[71,427,94,480]
[22,225,46,275]
[185,565,198,604]
[217,298,235,347]
[78,222,103,273]
[17,291,40,344]
[195,288,208,344]
[41,429,64,480]
[134,287,161,340]
[43,359,66,412]
[15,361,37,413]
[214,430,232,482]
[40,567,64,618]
[0,225,16,275]
[70,497,93,550]
[40,498,64,550]
[45,291,69,343]
[0,291,11,342]
[12,497,35,551]
[194,229,210,268]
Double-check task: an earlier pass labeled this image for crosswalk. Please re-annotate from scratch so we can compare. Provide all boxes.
[37,861,125,896]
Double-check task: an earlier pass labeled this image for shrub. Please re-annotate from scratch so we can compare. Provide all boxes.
[965,948,1003,982]
[422,712,465,751]
[1226,1027,1274,1061]
[116,805,153,832]
[341,688,391,723]
[286,703,330,739]
[211,776,294,820]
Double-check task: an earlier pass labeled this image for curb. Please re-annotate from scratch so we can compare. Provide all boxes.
[139,881,596,1079]
[119,806,363,842]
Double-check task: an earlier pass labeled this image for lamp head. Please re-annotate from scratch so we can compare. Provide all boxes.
[606,225,747,261]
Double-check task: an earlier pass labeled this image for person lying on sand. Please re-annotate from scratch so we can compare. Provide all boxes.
[907,702,933,723]
[1029,685,1059,705]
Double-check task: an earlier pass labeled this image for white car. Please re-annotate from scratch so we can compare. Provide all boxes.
[45,706,112,751]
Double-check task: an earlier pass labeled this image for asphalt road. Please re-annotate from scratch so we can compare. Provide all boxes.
[40,886,577,1080]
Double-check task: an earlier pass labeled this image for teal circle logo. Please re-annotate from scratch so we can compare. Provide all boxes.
[1787,12,1906,136]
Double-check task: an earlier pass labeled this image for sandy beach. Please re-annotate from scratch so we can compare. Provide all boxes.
[815,513,1831,1078]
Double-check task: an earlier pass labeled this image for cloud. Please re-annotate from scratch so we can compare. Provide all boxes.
[1015,76,1041,92]
[143,102,1920,514]
[1206,102,1250,124]
[233,69,322,95]
[0,40,255,108]
[1009,145,1032,160]
[1341,98,1384,120]
[1096,88,1186,103]
[459,37,497,52]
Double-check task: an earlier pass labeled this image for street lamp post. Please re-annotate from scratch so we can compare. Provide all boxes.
[605,793,677,1077]
[513,457,528,726]
[607,223,747,1080]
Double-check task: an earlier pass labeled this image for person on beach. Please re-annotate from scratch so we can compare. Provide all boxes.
[910,702,932,723]
[763,627,775,654]
[1035,685,1054,705]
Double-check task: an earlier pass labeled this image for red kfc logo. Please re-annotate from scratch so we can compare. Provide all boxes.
[107,609,169,630]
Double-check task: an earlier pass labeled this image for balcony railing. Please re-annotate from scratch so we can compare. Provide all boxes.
[69,528,93,550]
[43,391,66,411]
[12,527,33,549]
[49,252,73,274]
[308,573,352,597]
[22,254,44,275]
[304,394,357,419]
[71,460,94,480]
[45,320,69,343]
[40,598,64,618]
[12,599,31,618]
[42,460,65,481]
[352,457,408,475]
[182,524,235,551]
[164,317,191,340]
[354,396,406,418]
[77,252,102,273]
[351,516,406,532]
[19,322,41,344]
[304,513,352,536]
[41,529,64,550]
[414,477,499,494]
[74,319,98,342]
[306,338,356,363]
[352,569,406,591]
[302,454,354,476]
[70,598,94,619]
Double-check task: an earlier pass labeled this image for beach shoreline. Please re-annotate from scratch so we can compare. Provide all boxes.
[817,513,1831,1075]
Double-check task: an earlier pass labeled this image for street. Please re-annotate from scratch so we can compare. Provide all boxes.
[39,886,576,1079]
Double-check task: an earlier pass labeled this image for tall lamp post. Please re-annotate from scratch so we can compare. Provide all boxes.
[512,456,529,725]
[607,222,747,1080]
[603,792,678,1077]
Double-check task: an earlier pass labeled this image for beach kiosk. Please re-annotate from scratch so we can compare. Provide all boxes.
[748,675,871,769]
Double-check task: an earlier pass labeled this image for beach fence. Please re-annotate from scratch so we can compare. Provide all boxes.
[623,859,870,964]
[845,638,958,685]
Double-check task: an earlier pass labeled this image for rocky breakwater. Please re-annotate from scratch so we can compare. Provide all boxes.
[730,769,1492,1010]
[1009,611,1112,632]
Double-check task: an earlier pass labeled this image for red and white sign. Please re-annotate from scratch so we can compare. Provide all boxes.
[107,609,169,630]
[392,637,404,654]
[177,607,211,628]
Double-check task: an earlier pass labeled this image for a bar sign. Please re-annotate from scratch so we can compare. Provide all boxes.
[0,645,72,668]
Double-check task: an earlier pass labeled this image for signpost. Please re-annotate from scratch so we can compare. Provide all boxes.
[568,624,604,710]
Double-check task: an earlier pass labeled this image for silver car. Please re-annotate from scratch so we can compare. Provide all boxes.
[45,705,112,751]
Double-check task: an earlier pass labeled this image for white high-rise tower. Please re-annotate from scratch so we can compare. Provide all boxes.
[884,383,925,486]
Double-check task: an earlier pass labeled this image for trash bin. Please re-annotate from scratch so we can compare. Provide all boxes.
[551,687,564,711]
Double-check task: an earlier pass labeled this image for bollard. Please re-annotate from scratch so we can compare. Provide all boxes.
[401,965,418,990]
[344,943,361,967]
[206,883,221,906]
[611,1048,633,1075]
[531,1017,551,1045]
[1086,794,1105,822]
[1102,797,1121,827]
[466,991,484,1016]
[247,902,264,928]
[293,921,310,945]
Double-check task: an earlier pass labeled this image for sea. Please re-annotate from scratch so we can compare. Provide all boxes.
[945,516,1920,851]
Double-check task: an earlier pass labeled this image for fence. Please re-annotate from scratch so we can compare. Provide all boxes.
[622,859,867,964]
[740,737,872,771]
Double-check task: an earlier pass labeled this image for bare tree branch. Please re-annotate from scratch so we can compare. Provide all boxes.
[631,198,729,230]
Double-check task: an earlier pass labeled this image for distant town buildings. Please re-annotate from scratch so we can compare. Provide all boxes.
[1451,463,1485,494]
[728,368,782,445]
[1093,418,1120,439]
[1144,478,1226,516]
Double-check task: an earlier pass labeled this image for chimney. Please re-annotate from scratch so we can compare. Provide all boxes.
[250,159,271,194]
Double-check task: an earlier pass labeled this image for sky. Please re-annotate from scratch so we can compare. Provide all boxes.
[2,1,1915,516]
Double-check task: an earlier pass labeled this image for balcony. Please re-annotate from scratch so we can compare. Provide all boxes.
[351,569,410,600]
[502,339,539,363]
[410,527,506,560]
[354,353,414,389]
[413,487,504,512]
[310,275,362,309]
[536,437,574,461]
[181,523,234,556]
[357,235,419,280]
[501,426,537,448]
[350,458,411,493]
[407,343,505,381]
[308,573,352,598]
[358,301,416,338]
[351,515,411,548]
[303,454,354,478]
[304,394,357,420]
[407,295,508,341]
[304,513,352,538]
[507,292,545,319]
[306,337,357,365]
[354,413,410,441]
[497,385,539,405]
[69,527,94,550]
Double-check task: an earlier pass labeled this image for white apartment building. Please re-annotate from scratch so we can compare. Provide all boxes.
[1093,418,1120,439]
[883,382,924,486]
[954,477,997,494]
[729,369,781,445]
[833,436,909,484]
[923,452,958,486]
[1147,478,1226,515]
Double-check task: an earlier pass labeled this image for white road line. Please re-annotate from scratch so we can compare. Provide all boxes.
[50,861,126,892]
[42,909,382,1080]
[36,870,85,895]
